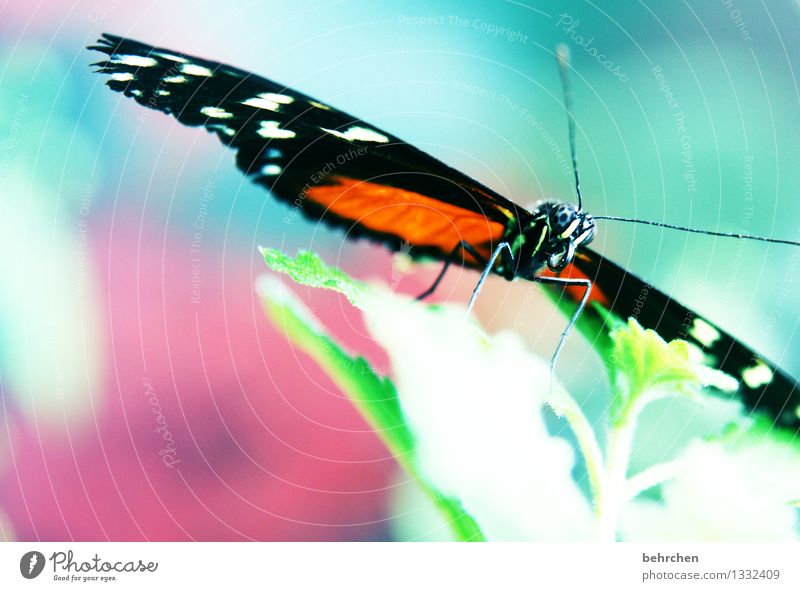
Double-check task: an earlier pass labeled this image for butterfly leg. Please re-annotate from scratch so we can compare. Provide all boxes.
[416,240,488,301]
[531,275,593,391]
[466,242,515,315]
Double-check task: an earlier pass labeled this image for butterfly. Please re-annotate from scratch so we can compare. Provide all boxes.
[90,33,800,431]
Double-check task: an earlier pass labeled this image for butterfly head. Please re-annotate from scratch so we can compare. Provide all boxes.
[532,201,596,272]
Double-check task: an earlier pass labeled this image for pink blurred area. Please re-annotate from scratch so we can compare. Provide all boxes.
[0,4,431,538]
[0,208,398,541]
[0,0,546,541]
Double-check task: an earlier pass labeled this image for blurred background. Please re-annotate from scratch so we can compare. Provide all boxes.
[0,0,799,540]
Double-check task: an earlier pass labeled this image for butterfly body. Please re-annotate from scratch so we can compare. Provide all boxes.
[90,34,799,431]
[508,201,597,279]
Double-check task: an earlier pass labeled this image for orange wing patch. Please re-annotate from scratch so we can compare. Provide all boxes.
[307,175,507,262]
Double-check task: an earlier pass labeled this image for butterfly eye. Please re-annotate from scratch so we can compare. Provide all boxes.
[551,204,578,234]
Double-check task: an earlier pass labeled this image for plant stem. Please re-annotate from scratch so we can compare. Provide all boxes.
[551,389,606,509]
[596,416,635,541]
[625,459,682,502]
[595,394,645,541]
[557,382,680,541]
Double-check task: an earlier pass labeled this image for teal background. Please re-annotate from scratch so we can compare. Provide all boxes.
[0,0,798,540]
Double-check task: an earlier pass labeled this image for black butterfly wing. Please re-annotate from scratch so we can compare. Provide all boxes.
[90,33,528,266]
[558,247,800,431]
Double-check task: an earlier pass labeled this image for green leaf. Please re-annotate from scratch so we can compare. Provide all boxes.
[257,257,485,542]
[260,247,365,307]
[608,318,703,425]
[259,275,412,457]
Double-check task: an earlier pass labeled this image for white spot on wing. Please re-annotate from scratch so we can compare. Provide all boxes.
[241,93,294,111]
[130,89,143,97]
[200,106,233,119]
[257,120,296,139]
[259,92,294,104]
[241,97,281,111]
[320,125,389,143]
[684,342,736,392]
[694,365,739,393]
[180,64,213,77]
[163,75,188,84]
[111,55,158,67]
[265,148,282,158]
[110,72,135,82]
[309,100,331,110]
[741,360,774,389]
[208,124,235,137]
[689,318,721,348]
[153,51,188,63]
[260,164,282,176]
[155,89,170,96]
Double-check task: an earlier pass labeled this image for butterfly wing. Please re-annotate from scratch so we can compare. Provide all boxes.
[554,247,800,431]
[90,33,526,266]
[91,35,800,429]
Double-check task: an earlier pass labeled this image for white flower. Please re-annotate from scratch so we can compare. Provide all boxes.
[363,289,595,541]
[621,432,800,541]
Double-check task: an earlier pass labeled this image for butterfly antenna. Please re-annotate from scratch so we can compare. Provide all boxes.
[594,215,800,247]
[556,44,583,211]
